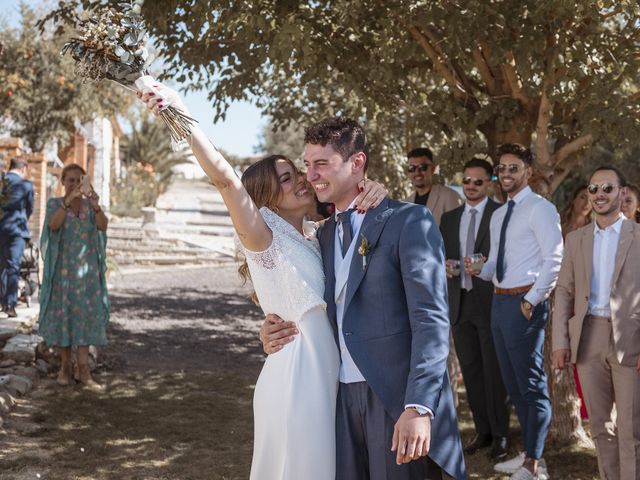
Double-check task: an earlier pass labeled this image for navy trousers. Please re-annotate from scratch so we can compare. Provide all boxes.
[491,294,551,460]
[0,235,25,309]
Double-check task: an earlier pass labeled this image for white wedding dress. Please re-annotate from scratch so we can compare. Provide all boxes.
[240,208,339,480]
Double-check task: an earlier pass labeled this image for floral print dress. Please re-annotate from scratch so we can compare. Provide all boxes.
[38,197,109,347]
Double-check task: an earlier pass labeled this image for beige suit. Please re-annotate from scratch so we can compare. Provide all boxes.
[553,219,640,480]
[403,183,462,226]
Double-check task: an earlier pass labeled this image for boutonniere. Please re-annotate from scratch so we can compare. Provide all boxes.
[358,235,370,270]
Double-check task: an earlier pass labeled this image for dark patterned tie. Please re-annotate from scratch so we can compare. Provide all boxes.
[337,209,354,257]
[496,200,515,283]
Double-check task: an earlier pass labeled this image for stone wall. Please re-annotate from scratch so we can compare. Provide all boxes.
[25,152,47,242]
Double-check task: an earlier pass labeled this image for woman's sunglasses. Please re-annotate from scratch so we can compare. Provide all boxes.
[407,163,433,173]
[462,177,487,186]
[587,183,618,195]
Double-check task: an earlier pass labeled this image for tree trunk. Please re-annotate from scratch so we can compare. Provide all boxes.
[544,307,593,448]
[479,117,532,158]
[449,335,461,408]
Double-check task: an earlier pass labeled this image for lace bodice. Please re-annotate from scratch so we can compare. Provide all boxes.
[237,208,326,322]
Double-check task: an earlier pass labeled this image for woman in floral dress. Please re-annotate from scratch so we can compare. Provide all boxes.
[39,163,109,389]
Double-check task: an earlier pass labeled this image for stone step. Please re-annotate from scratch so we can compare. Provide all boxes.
[185,217,233,227]
[108,245,212,255]
[107,238,184,249]
[2,334,42,364]
[165,234,236,258]
[154,213,233,228]
[107,232,145,241]
[112,254,224,266]
[0,373,33,396]
[157,225,235,237]
[156,206,231,217]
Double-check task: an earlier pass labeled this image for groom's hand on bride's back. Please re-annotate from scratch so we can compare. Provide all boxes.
[259,314,299,354]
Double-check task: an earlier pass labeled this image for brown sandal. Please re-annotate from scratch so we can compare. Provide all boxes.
[78,364,104,391]
[56,363,73,386]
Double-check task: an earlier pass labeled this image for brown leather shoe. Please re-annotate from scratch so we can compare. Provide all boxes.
[6,307,17,318]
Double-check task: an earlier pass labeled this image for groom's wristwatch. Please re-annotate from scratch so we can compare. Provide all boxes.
[405,405,432,417]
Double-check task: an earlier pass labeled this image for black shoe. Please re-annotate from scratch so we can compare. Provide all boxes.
[464,433,493,455]
[6,307,17,318]
[488,436,509,461]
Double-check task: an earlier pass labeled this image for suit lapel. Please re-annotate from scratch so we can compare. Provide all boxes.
[319,218,337,307]
[426,185,440,213]
[581,225,594,285]
[343,199,394,311]
[450,207,463,259]
[610,220,633,287]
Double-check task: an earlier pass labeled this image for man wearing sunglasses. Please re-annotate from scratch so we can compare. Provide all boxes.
[467,143,563,480]
[553,166,640,480]
[403,147,462,226]
[440,158,510,462]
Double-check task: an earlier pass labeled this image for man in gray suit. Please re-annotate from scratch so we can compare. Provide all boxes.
[440,158,509,461]
[261,117,466,479]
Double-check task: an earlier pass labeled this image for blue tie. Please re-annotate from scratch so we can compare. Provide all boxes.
[496,200,515,283]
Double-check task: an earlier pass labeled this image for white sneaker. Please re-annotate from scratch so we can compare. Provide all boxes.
[495,452,525,474]
[509,466,536,480]
[537,459,549,480]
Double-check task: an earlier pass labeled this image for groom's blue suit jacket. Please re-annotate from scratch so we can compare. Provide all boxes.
[318,197,466,480]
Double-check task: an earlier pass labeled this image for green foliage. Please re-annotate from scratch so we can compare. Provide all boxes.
[124,112,191,194]
[255,119,305,162]
[111,112,191,216]
[43,0,640,193]
[0,4,126,152]
[110,165,156,217]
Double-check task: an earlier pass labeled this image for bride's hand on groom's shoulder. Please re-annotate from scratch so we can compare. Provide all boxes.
[354,178,387,213]
[259,314,298,354]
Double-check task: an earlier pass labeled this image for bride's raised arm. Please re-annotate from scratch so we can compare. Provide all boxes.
[137,82,271,252]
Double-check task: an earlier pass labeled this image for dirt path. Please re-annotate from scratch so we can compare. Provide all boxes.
[0,264,263,480]
[0,265,598,479]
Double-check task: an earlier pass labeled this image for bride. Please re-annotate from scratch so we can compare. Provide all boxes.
[137,82,386,479]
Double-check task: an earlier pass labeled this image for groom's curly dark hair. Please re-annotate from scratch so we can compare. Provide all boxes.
[304,117,369,172]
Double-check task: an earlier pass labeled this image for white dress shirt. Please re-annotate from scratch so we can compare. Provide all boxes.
[459,197,488,291]
[479,186,563,305]
[588,216,624,317]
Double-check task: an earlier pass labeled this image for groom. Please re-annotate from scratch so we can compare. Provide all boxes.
[261,117,466,480]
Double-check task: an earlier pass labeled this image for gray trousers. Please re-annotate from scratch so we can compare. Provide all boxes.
[336,382,445,480]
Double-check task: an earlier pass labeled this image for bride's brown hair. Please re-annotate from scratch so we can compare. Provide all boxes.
[237,154,298,303]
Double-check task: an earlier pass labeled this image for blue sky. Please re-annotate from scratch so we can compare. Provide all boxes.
[2,0,265,157]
